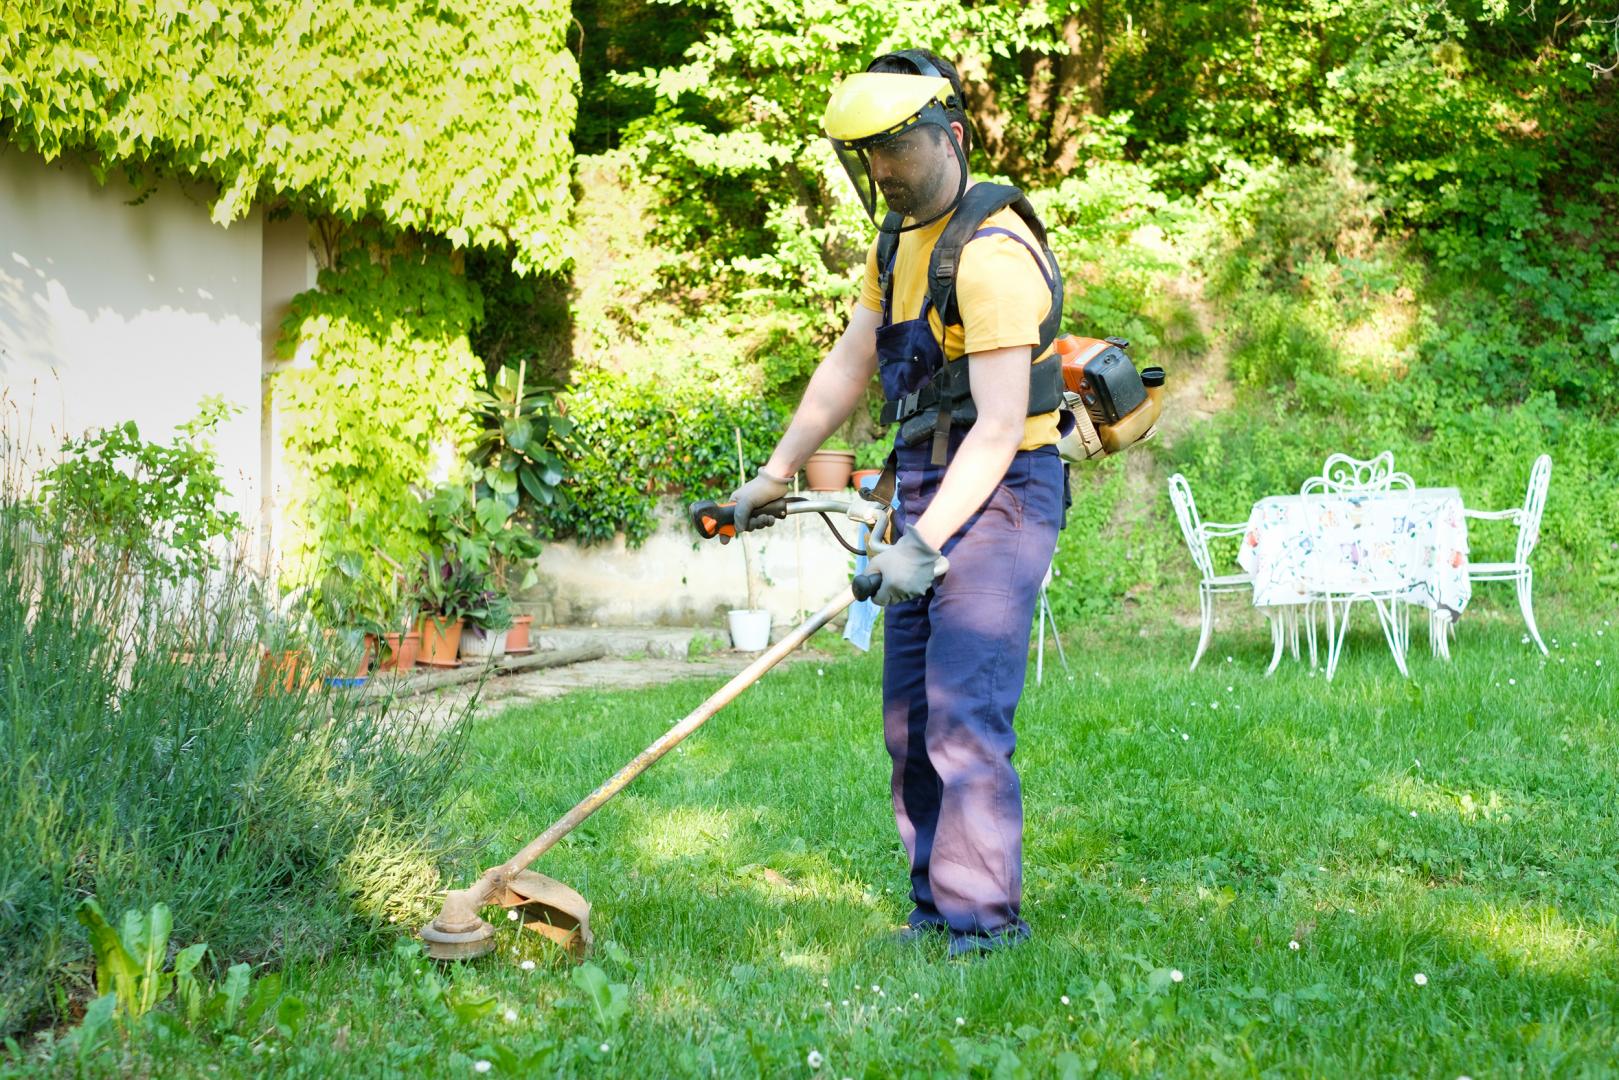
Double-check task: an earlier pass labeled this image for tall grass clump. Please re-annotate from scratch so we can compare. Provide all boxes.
[0,490,474,1038]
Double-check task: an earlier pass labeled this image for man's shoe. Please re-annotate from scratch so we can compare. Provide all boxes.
[946,924,1030,960]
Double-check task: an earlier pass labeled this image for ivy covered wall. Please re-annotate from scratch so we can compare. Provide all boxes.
[0,0,578,272]
[2,0,581,592]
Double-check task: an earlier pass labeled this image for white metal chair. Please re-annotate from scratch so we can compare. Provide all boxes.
[1301,486,1412,681]
[1458,454,1552,655]
[1296,450,1417,679]
[1034,557,1068,686]
[1299,450,1414,496]
[1168,473,1296,672]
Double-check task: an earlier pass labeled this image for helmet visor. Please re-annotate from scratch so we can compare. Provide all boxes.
[827,112,967,234]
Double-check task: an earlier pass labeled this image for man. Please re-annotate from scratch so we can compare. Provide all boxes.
[728,49,1066,959]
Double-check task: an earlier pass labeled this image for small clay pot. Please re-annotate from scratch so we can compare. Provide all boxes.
[506,614,534,654]
[418,615,463,667]
[377,630,421,673]
[804,450,856,491]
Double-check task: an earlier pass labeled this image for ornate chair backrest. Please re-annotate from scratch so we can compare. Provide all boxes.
[1167,473,1216,581]
[1516,454,1553,566]
[1300,451,1401,496]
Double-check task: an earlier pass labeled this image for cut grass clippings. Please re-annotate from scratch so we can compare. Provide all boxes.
[13,607,1619,1077]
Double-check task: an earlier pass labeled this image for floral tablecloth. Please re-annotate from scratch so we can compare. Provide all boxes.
[1236,488,1471,617]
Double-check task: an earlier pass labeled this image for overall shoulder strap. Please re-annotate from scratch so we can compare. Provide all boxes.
[925,183,1021,323]
[875,212,904,322]
[929,187,1065,355]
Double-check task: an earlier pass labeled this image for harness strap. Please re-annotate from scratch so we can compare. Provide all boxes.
[863,449,900,545]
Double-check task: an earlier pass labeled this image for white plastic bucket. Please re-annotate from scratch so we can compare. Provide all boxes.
[727,609,772,651]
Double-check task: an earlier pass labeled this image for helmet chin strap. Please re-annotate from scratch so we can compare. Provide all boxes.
[876,125,969,235]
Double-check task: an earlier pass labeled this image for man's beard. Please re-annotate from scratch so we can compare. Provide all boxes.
[880,169,949,219]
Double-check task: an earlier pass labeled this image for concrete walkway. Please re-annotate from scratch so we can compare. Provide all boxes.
[387,626,836,728]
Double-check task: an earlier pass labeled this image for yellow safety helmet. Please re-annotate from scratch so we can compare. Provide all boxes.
[822,73,954,143]
[823,52,970,235]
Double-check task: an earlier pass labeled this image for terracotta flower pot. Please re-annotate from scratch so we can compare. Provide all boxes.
[804,450,856,491]
[506,614,534,654]
[850,467,882,490]
[257,648,309,694]
[418,615,463,667]
[377,630,421,673]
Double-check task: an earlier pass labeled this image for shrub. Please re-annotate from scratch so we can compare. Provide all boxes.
[0,493,473,1037]
[543,366,788,546]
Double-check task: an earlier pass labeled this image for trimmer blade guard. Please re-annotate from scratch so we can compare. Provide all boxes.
[501,870,593,962]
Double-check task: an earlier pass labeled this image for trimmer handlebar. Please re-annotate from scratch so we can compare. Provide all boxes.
[690,494,942,603]
[688,495,865,540]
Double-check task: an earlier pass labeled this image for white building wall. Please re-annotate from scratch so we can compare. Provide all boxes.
[522,500,858,629]
[0,148,314,540]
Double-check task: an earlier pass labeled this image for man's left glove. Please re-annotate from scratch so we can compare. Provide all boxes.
[866,529,944,606]
[722,467,791,544]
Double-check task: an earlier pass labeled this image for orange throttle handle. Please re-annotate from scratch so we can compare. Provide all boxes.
[689,499,741,540]
[688,498,790,540]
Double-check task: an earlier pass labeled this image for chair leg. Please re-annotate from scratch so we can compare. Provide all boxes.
[1325,597,1348,681]
[1305,600,1319,669]
[1048,594,1070,675]
[1372,597,1410,678]
[1191,585,1214,671]
[1266,610,1286,677]
[1036,589,1046,686]
[1517,568,1548,656]
[1287,606,1301,660]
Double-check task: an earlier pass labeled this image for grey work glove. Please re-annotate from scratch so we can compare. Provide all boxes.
[722,466,791,544]
[865,529,944,606]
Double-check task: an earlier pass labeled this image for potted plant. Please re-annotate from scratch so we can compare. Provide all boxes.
[850,439,890,491]
[460,588,513,662]
[488,524,542,656]
[470,363,564,653]
[302,549,392,682]
[416,549,482,667]
[424,474,545,663]
[256,591,317,695]
[804,435,856,491]
[371,573,422,674]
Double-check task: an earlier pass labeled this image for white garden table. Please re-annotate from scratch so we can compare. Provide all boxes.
[1236,487,1472,675]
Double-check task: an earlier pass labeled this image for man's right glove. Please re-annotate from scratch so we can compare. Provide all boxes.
[865,529,944,606]
[723,466,791,544]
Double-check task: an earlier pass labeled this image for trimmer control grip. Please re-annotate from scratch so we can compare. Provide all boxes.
[689,499,738,540]
[851,572,882,601]
[689,497,790,540]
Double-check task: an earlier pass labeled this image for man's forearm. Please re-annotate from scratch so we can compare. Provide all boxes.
[910,419,1022,549]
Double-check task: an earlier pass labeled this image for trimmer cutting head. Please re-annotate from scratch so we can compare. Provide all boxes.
[421,871,592,962]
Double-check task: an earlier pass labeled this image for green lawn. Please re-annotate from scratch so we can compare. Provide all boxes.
[26,605,1619,1078]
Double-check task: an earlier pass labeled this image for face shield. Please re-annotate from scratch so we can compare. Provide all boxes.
[823,73,969,234]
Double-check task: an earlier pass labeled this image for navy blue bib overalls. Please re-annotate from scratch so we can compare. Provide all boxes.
[875,227,1065,947]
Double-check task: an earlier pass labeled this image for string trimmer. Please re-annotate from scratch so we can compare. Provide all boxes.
[419,491,945,961]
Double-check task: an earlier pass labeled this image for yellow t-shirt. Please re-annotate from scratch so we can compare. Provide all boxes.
[856,198,1061,450]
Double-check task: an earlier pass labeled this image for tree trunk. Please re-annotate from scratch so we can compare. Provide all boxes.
[956,49,1014,177]
[1046,3,1107,176]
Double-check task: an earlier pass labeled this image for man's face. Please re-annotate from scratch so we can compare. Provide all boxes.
[866,124,961,221]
